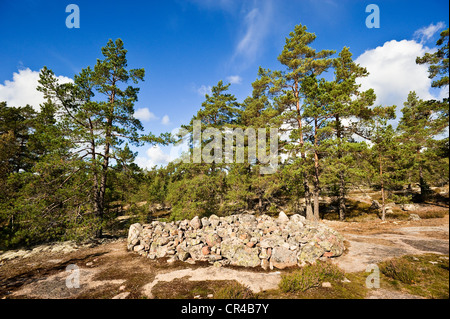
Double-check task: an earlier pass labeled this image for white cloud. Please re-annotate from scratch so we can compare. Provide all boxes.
[134,126,191,170]
[135,145,171,169]
[197,85,212,96]
[134,108,157,121]
[161,115,171,125]
[0,68,73,111]
[226,75,242,84]
[414,22,446,44]
[232,1,273,66]
[355,39,446,118]
[189,0,275,71]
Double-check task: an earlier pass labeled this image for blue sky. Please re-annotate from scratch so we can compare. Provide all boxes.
[0,0,448,169]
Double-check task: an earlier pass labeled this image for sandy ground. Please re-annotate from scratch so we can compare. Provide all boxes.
[1,215,448,299]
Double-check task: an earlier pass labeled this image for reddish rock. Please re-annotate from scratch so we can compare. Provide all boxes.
[205,233,222,247]
[202,246,211,255]
[239,233,249,241]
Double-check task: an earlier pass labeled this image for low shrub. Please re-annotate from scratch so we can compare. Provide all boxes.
[214,282,255,299]
[379,259,417,284]
[279,261,345,293]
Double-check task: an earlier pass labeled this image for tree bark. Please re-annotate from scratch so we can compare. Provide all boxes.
[417,149,427,202]
[294,79,314,220]
[379,153,386,221]
[338,170,346,220]
[96,85,116,238]
[336,115,346,221]
[88,118,102,238]
[313,118,320,220]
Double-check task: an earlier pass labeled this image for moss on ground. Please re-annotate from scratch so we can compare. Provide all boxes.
[379,254,449,299]
[151,277,242,299]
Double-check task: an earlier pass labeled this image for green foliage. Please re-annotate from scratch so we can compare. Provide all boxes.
[167,170,224,220]
[223,164,253,212]
[36,39,172,238]
[1,23,449,248]
[380,255,449,299]
[397,91,449,200]
[390,193,413,205]
[279,261,345,293]
[1,39,172,248]
[416,28,449,89]
[380,259,418,284]
[0,102,37,173]
[214,282,256,299]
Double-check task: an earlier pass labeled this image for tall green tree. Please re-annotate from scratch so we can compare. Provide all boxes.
[260,24,335,220]
[327,47,376,220]
[416,28,449,89]
[237,76,284,213]
[301,75,334,219]
[188,80,241,129]
[0,102,37,173]
[397,91,448,200]
[358,105,397,220]
[38,39,172,237]
[182,80,240,169]
[0,98,83,247]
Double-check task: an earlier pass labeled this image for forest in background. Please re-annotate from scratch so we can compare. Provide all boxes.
[0,24,448,249]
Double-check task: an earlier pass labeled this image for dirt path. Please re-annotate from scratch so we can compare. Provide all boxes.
[1,216,448,299]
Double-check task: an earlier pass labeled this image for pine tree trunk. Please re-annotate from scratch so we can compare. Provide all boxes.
[336,115,346,221]
[419,162,427,202]
[379,153,386,221]
[313,119,320,220]
[295,79,314,220]
[89,119,103,238]
[338,170,346,221]
[304,185,314,221]
[96,88,116,238]
[258,195,263,213]
[313,190,320,220]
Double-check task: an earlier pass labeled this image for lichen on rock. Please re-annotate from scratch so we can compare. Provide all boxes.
[127,213,345,269]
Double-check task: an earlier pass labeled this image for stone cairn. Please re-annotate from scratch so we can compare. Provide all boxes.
[127,212,345,270]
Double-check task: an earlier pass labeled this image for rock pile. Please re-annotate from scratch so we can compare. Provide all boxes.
[127,212,345,270]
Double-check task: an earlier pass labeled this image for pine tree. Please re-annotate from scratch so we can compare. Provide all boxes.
[301,75,334,219]
[0,102,37,173]
[326,47,376,220]
[416,28,449,89]
[358,105,397,220]
[397,91,447,201]
[261,24,335,220]
[182,80,241,170]
[37,39,172,237]
[238,76,284,213]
